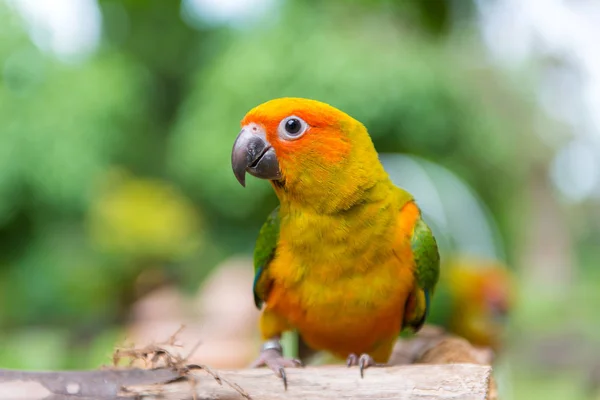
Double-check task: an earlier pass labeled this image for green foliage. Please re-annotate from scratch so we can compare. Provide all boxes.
[1,49,149,218]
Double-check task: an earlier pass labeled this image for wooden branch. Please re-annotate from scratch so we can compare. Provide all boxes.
[125,364,491,400]
[0,368,182,399]
[0,364,491,400]
[0,323,495,400]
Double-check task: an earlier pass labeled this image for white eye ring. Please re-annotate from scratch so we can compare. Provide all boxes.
[278,115,309,141]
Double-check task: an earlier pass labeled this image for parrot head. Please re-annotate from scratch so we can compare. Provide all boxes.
[231,98,386,211]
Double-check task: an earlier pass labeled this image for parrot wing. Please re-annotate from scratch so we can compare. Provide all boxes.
[403,215,440,332]
[252,206,280,309]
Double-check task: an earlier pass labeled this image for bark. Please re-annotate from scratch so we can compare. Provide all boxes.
[0,364,491,400]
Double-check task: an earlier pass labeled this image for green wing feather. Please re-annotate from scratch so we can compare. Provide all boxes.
[403,216,440,332]
[252,206,280,309]
[412,217,440,291]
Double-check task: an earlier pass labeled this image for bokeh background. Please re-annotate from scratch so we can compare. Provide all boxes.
[1,0,600,399]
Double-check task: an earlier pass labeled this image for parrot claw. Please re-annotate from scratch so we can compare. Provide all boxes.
[346,353,358,367]
[250,340,303,391]
[346,353,385,378]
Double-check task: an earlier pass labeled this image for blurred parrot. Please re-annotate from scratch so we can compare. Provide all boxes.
[427,256,514,351]
[231,98,440,387]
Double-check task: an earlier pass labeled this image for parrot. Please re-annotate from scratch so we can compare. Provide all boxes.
[427,256,514,352]
[230,97,440,388]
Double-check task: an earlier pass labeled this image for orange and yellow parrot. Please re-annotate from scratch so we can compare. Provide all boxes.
[231,98,440,387]
[427,256,514,351]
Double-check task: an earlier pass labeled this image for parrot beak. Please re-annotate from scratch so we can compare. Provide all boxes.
[231,124,282,187]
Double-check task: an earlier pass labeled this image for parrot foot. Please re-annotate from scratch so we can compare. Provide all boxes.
[346,353,385,378]
[250,339,303,390]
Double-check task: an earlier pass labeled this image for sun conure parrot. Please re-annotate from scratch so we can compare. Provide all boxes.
[427,256,514,352]
[231,98,440,387]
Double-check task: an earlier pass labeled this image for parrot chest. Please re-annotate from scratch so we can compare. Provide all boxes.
[265,207,416,357]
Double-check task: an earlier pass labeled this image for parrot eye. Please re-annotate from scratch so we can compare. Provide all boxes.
[279,116,308,140]
[286,119,301,134]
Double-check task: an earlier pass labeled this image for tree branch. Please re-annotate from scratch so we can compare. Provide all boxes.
[0,364,491,400]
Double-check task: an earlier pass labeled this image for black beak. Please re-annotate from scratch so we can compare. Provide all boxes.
[231,125,282,187]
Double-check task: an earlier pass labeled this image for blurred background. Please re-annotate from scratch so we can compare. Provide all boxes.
[1,0,600,398]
